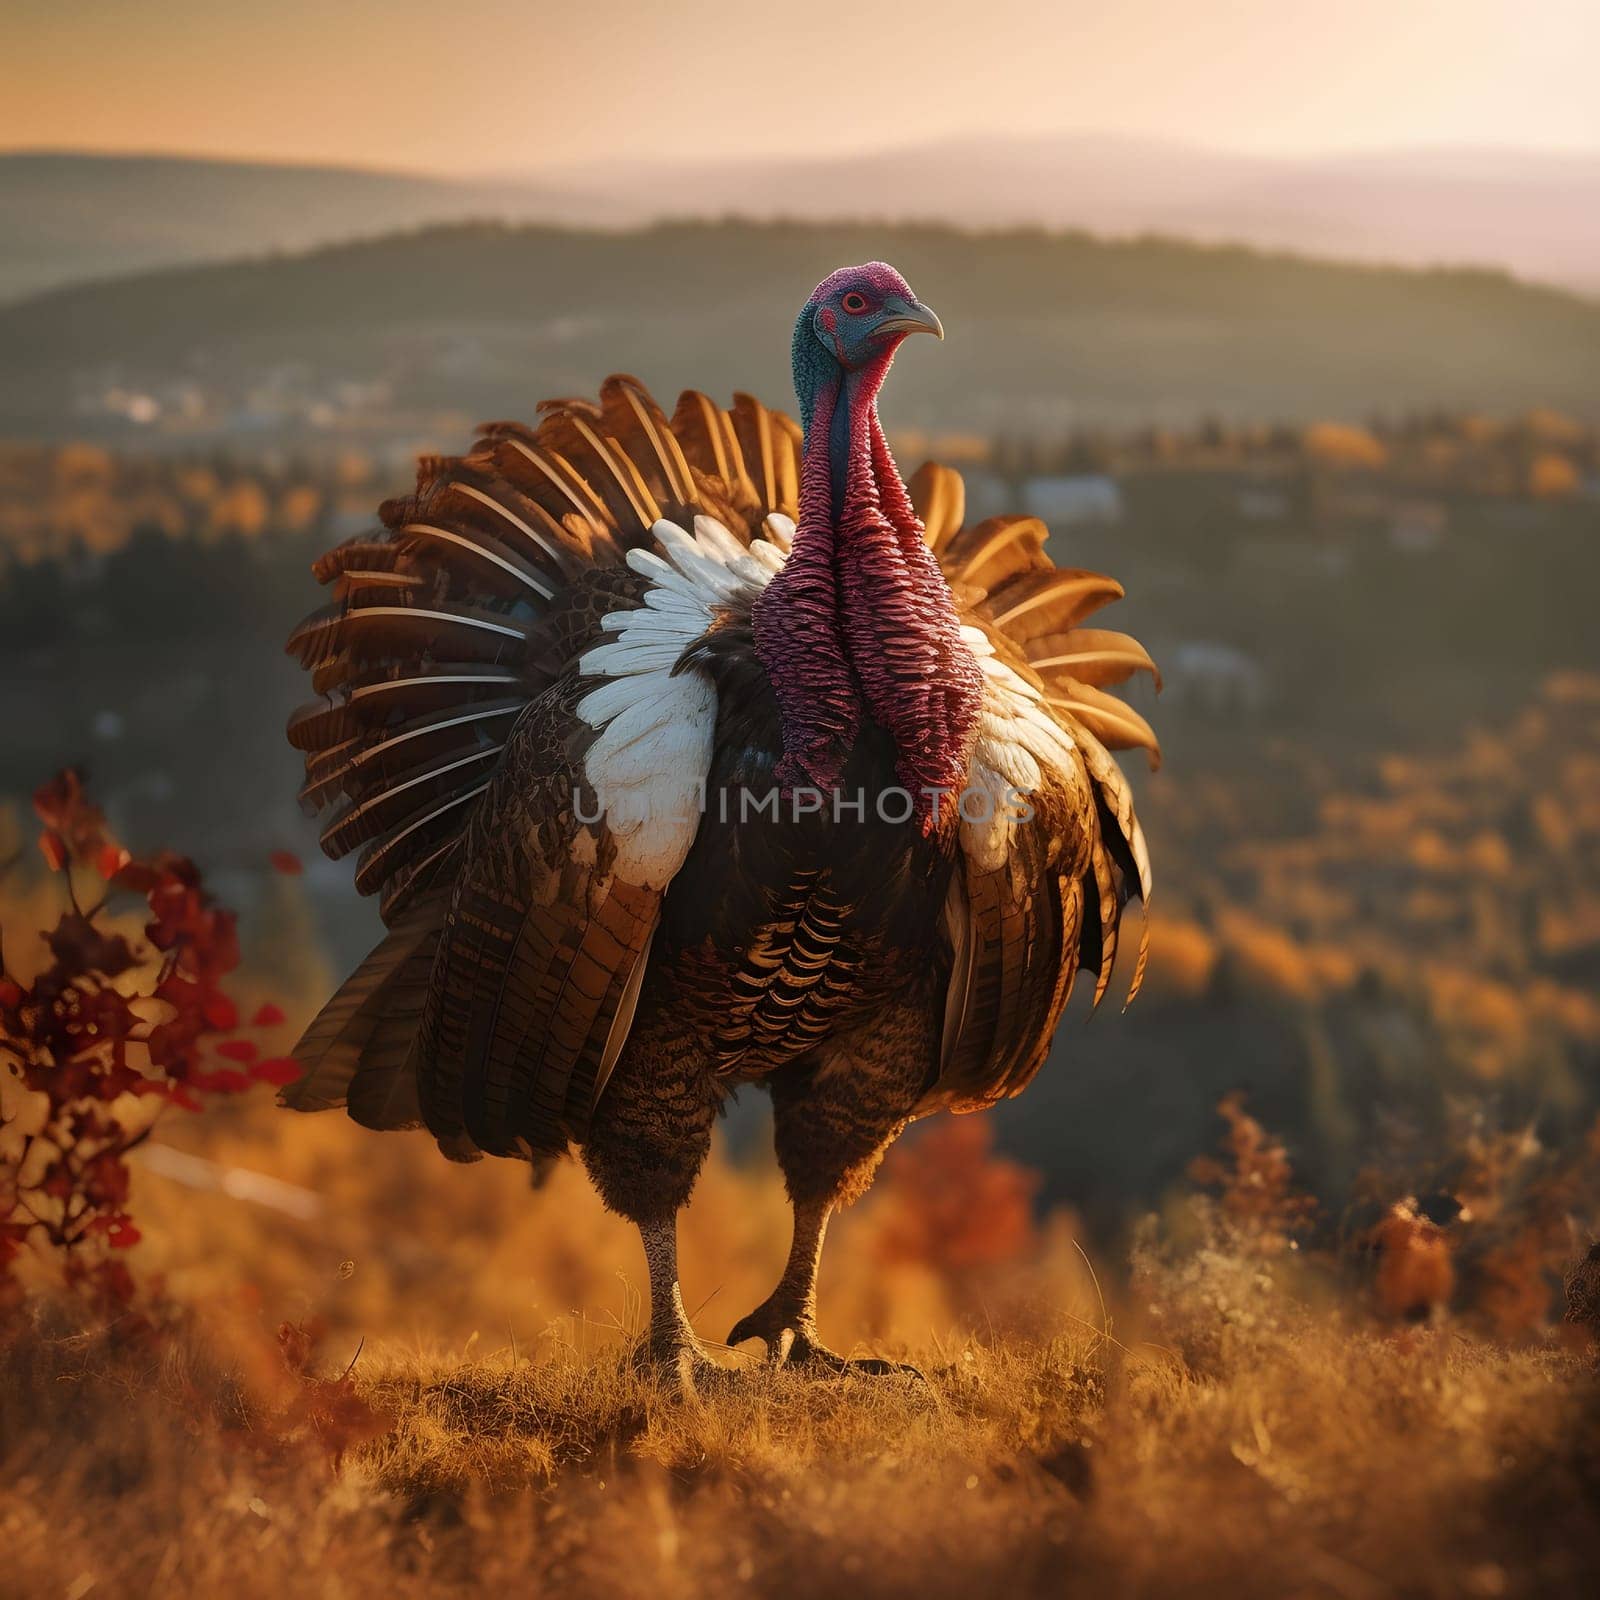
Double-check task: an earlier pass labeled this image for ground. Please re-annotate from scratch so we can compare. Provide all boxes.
[4,1121,1598,1599]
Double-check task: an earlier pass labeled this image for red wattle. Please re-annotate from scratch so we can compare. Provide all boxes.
[753,373,861,793]
[753,341,983,830]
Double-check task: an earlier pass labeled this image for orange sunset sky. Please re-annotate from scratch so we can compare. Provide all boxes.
[4,0,1598,173]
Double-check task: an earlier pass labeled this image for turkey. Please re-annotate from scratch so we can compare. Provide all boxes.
[282,262,1157,1386]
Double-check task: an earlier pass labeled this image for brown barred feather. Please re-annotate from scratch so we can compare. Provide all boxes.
[286,379,793,923]
[943,515,1052,590]
[333,568,424,597]
[1026,628,1162,691]
[277,892,446,1119]
[311,538,408,585]
[602,376,697,507]
[926,471,1157,1111]
[1049,685,1162,767]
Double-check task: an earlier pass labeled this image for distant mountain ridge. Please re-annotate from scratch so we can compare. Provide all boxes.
[3,138,1598,304]
[547,134,1600,295]
[0,151,609,302]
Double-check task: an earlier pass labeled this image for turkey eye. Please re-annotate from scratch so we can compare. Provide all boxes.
[841,291,869,314]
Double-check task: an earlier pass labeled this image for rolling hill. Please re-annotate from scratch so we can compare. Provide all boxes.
[4,140,1598,306]
[2,218,1599,436]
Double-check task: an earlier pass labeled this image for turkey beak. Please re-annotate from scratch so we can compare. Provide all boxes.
[877,300,945,341]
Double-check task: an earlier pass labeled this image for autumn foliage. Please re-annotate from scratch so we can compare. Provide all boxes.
[0,771,297,1310]
[873,1116,1040,1275]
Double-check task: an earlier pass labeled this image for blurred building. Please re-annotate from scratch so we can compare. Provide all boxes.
[1019,473,1124,526]
[1162,640,1270,718]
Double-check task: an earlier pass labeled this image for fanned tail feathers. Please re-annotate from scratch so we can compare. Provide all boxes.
[284,378,801,1129]
[286,376,801,926]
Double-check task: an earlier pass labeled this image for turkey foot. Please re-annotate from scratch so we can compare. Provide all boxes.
[632,1216,744,1396]
[727,1301,923,1379]
[632,1333,740,1396]
[729,1198,922,1377]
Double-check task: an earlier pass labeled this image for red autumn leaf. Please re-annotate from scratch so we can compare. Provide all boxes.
[75,985,137,1043]
[104,1217,142,1250]
[68,1107,109,1142]
[6,770,282,1314]
[269,850,304,876]
[130,1078,205,1112]
[110,859,161,892]
[146,1015,201,1073]
[38,1058,94,1101]
[251,1057,302,1087]
[875,1117,1042,1274]
[32,770,81,827]
[33,771,110,859]
[96,1064,143,1101]
[201,991,238,1031]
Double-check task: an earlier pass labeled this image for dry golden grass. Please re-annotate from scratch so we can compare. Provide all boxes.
[4,1093,1599,1600]
[5,1237,1597,1600]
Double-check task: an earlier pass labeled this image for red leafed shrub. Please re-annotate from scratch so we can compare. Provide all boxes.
[1,770,297,1311]
[874,1115,1040,1274]
[1188,1092,1316,1252]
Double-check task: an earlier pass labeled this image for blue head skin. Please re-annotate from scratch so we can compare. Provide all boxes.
[790,262,944,509]
[793,264,940,441]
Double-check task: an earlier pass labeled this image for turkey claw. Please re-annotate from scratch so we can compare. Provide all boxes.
[727,1310,923,1379]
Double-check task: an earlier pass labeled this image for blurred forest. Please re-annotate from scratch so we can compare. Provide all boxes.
[5,220,1600,437]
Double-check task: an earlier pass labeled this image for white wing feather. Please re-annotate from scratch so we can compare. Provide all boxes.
[580,518,774,887]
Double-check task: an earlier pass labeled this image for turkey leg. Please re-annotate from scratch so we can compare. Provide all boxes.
[727,1000,937,1377]
[636,1213,728,1391]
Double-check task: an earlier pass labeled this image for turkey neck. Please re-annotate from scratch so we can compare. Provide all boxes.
[752,343,983,829]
